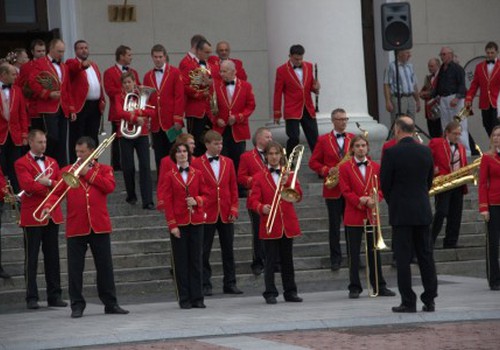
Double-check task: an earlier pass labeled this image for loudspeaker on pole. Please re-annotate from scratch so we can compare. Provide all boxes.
[381,2,412,51]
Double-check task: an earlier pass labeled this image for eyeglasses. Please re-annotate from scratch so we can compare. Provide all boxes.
[334,118,349,121]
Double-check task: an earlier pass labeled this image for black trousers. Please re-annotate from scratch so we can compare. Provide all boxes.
[170,224,204,307]
[481,106,500,136]
[0,134,22,192]
[426,118,443,138]
[119,136,153,206]
[67,232,118,310]
[151,130,173,177]
[325,197,345,266]
[24,221,62,303]
[345,226,386,293]
[69,100,101,163]
[392,225,438,307]
[248,209,265,270]
[0,202,3,267]
[30,117,44,131]
[431,187,463,247]
[285,108,319,155]
[186,115,210,156]
[42,109,70,167]
[203,218,236,289]
[221,127,246,175]
[486,205,500,288]
[111,123,121,170]
[262,236,297,299]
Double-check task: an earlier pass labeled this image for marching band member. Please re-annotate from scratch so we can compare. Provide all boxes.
[0,63,29,192]
[213,59,256,176]
[11,48,29,74]
[45,136,129,318]
[14,129,66,309]
[112,72,155,209]
[429,121,468,248]
[478,125,500,290]
[0,165,10,279]
[238,127,272,275]
[180,39,214,156]
[29,39,76,167]
[103,45,141,171]
[309,108,354,271]
[160,141,207,309]
[273,44,320,155]
[339,135,395,299]
[248,141,303,304]
[143,44,184,174]
[66,40,106,156]
[192,130,241,296]
[208,41,248,81]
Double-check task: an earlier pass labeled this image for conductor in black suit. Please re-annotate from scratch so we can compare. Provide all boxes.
[380,116,438,313]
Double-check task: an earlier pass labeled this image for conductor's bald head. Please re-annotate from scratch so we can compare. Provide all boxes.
[394,115,415,140]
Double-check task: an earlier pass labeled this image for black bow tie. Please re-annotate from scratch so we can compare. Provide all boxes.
[450,142,457,148]
[293,65,302,69]
[179,167,189,173]
[34,155,45,162]
[486,60,496,65]
[199,60,206,66]
[1,84,11,90]
[336,133,346,138]
[497,152,500,157]
[208,156,219,163]
[154,68,163,73]
[225,81,235,86]
[357,161,368,167]
[51,59,60,65]
[122,66,129,71]
[270,168,281,175]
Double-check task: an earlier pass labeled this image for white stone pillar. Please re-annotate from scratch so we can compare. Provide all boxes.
[265,0,388,156]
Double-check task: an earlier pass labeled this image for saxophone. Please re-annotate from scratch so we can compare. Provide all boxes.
[324,152,351,189]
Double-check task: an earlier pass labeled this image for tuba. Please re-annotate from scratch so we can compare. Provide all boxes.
[454,106,473,123]
[121,85,155,139]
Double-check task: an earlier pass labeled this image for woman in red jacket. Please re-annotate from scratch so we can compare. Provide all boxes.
[479,125,500,290]
[248,141,303,305]
[160,141,207,308]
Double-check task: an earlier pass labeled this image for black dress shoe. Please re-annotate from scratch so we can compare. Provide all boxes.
[48,299,68,307]
[203,286,213,296]
[104,305,129,315]
[142,203,155,210]
[192,301,206,308]
[349,291,360,299]
[0,267,11,279]
[265,296,277,304]
[378,288,396,297]
[126,197,137,205]
[422,303,435,312]
[179,302,192,309]
[223,285,243,294]
[392,304,416,313]
[27,300,40,309]
[491,285,500,291]
[330,263,340,271]
[284,293,303,302]
[71,308,84,318]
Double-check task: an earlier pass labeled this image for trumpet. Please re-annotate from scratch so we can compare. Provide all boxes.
[15,163,55,201]
[454,106,473,123]
[121,85,155,139]
[363,175,387,297]
[33,133,116,222]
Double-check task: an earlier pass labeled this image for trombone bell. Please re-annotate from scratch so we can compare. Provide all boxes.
[61,172,80,189]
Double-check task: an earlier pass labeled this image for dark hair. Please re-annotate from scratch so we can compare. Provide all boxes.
[76,136,96,150]
[30,39,46,52]
[115,45,131,62]
[348,135,369,156]
[120,71,135,83]
[444,121,462,134]
[150,44,167,56]
[485,41,498,52]
[264,141,285,166]
[204,130,222,143]
[73,40,87,51]
[395,116,415,134]
[289,44,305,56]
[169,142,192,164]
[190,34,207,48]
[331,108,347,119]
[196,39,211,51]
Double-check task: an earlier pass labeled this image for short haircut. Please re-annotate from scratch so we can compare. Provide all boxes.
[176,133,195,144]
[331,108,347,119]
[28,129,46,141]
[151,44,167,56]
[73,40,87,51]
[169,142,192,163]
[30,39,46,52]
[220,59,235,71]
[76,136,96,150]
[252,127,271,146]
[48,38,64,50]
[13,48,27,57]
[349,135,369,155]
[485,41,498,51]
[444,121,462,134]
[204,130,222,143]
[395,116,415,133]
[196,39,211,51]
[264,141,285,166]
[120,71,135,83]
[115,45,131,62]
[289,44,305,56]
[191,34,207,48]
[0,64,11,75]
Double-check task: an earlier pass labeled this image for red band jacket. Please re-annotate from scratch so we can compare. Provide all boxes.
[0,84,29,145]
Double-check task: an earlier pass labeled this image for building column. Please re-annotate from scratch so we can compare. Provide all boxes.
[265,0,388,156]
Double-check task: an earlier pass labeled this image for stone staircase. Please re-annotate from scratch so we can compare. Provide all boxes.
[0,156,488,305]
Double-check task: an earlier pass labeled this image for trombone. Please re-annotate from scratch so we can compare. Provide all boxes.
[32,133,116,222]
[3,179,21,224]
[265,145,304,234]
[363,175,387,297]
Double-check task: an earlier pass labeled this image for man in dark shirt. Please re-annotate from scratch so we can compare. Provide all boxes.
[434,46,470,153]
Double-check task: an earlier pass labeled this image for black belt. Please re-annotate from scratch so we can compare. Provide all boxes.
[392,93,413,97]
[439,93,456,97]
